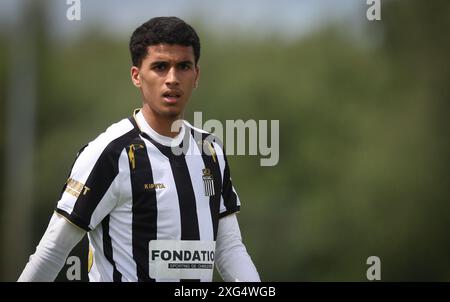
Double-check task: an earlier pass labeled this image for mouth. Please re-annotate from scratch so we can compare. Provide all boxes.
[162,91,182,104]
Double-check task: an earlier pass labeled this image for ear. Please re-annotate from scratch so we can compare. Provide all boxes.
[130,66,141,88]
[194,65,200,88]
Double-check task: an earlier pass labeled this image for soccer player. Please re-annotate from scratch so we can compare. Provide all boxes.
[18,17,260,282]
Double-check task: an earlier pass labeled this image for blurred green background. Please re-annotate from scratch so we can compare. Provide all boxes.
[0,0,449,281]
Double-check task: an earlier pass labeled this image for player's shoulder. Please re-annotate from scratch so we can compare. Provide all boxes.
[184,120,225,155]
[184,120,209,135]
[184,120,220,142]
[76,117,138,160]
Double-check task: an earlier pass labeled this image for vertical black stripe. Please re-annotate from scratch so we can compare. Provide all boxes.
[127,137,157,282]
[102,215,122,282]
[192,129,222,241]
[172,155,200,240]
[140,131,200,241]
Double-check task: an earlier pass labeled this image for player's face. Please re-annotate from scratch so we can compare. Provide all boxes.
[131,43,199,120]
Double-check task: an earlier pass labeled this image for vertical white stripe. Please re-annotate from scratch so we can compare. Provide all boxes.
[108,149,136,281]
[144,138,182,241]
[186,136,214,241]
[89,173,120,229]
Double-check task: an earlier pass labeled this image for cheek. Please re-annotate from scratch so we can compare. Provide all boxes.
[183,75,197,89]
[141,77,159,94]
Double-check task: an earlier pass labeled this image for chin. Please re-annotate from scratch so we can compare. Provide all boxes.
[160,108,183,119]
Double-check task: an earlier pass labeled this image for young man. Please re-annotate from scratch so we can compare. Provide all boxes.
[18,17,260,282]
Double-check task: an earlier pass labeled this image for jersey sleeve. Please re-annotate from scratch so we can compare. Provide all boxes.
[55,132,128,231]
[213,142,241,218]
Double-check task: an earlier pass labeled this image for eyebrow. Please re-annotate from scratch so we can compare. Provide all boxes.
[177,61,194,67]
[150,61,168,68]
[150,60,194,67]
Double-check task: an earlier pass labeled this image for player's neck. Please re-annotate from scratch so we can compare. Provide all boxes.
[141,107,183,138]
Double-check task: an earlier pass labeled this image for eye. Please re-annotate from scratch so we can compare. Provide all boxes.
[152,63,167,71]
[179,63,192,71]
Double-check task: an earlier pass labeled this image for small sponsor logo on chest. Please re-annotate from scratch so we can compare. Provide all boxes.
[144,183,166,190]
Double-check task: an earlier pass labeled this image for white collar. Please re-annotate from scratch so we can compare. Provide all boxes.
[135,109,186,147]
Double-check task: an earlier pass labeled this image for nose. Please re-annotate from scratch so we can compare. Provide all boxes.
[165,66,179,87]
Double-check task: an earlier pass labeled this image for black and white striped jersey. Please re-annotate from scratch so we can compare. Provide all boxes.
[55,109,241,282]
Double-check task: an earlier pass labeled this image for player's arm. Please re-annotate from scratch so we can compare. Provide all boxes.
[18,212,86,282]
[18,122,130,282]
[215,213,260,282]
[210,141,260,281]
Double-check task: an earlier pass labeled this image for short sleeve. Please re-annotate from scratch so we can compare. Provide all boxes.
[55,136,127,231]
[213,142,241,218]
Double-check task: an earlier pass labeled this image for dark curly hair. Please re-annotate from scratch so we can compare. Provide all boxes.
[129,16,201,67]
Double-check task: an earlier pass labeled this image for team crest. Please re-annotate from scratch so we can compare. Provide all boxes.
[202,168,215,197]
